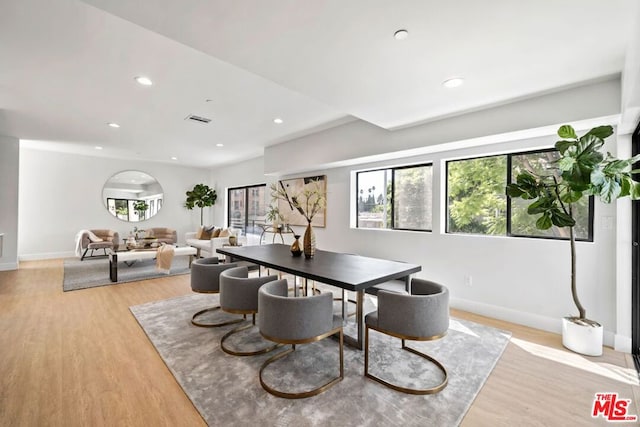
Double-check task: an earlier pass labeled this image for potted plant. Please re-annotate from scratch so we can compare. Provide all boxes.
[265,205,284,229]
[133,200,149,220]
[185,183,217,226]
[506,124,640,356]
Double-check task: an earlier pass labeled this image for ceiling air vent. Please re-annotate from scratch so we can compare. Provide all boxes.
[185,114,212,124]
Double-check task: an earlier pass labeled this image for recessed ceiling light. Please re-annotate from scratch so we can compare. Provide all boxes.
[95,146,103,150]
[134,76,153,86]
[273,118,283,124]
[216,143,224,147]
[107,122,120,128]
[394,29,409,40]
[443,77,465,88]
[171,156,178,160]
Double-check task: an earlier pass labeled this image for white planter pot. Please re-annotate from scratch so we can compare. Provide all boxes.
[562,317,603,356]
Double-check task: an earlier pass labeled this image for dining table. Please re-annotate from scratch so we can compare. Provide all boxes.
[216,243,421,350]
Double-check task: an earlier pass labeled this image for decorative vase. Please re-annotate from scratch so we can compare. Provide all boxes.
[303,221,316,259]
[290,234,302,257]
[229,235,237,246]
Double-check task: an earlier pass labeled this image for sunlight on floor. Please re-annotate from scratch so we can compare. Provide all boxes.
[511,337,639,386]
[449,318,480,338]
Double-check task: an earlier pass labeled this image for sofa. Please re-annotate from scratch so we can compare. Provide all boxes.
[185,227,243,260]
[146,227,177,244]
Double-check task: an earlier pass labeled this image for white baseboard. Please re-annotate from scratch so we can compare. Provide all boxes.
[614,334,632,353]
[0,261,18,271]
[451,297,617,349]
[18,251,75,261]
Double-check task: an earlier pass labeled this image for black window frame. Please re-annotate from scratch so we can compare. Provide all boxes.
[227,183,266,235]
[445,148,594,242]
[356,163,433,232]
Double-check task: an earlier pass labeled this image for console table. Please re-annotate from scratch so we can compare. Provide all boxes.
[257,224,295,244]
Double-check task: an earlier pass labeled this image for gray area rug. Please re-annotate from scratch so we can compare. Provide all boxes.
[130,292,511,426]
[63,256,191,291]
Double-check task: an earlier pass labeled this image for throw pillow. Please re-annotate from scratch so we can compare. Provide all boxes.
[195,226,204,239]
[211,228,221,238]
[196,226,213,240]
[218,228,230,238]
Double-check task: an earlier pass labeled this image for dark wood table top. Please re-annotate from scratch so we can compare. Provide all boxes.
[217,244,421,292]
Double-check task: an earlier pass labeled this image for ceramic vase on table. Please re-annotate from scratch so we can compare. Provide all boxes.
[290,234,302,257]
[303,221,316,259]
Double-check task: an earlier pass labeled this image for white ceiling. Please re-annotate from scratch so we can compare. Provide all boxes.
[0,0,637,168]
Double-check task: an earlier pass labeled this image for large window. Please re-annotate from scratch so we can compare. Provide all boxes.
[228,184,266,236]
[356,164,433,231]
[446,149,593,241]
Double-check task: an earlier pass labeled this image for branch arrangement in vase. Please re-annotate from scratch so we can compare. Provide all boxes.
[270,179,327,224]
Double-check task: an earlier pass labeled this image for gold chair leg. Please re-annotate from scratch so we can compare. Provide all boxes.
[191,306,244,328]
[259,330,344,399]
[220,322,281,357]
[364,326,448,395]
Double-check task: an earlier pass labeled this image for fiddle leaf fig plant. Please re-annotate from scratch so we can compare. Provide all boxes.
[506,124,640,324]
[185,183,217,226]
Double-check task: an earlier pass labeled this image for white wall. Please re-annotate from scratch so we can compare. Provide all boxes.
[615,133,633,353]
[620,2,640,133]
[265,78,621,175]
[18,148,210,259]
[0,136,20,270]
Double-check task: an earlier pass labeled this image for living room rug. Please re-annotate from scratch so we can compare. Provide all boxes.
[130,293,511,426]
[63,257,191,292]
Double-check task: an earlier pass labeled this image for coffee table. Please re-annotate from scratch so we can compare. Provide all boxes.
[109,246,197,282]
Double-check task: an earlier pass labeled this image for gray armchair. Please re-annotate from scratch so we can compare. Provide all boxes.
[258,279,344,399]
[364,278,449,395]
[218,266,279,356]
[190,258,241,327]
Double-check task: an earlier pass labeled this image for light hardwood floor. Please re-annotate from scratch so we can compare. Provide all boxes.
[0,259,638,426]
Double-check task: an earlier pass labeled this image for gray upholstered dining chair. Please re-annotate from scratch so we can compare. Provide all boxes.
[219,266,279,356]
[258,279,344,399]
[364,278,449,395]
[190,257,241,327]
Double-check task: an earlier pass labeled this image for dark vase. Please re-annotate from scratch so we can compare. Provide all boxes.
[303,221,316,259]
[290,234,302,257]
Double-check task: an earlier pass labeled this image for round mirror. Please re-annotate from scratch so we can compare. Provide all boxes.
[102,170,164,222]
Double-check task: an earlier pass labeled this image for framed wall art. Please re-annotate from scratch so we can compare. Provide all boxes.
[276,175,327,227]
